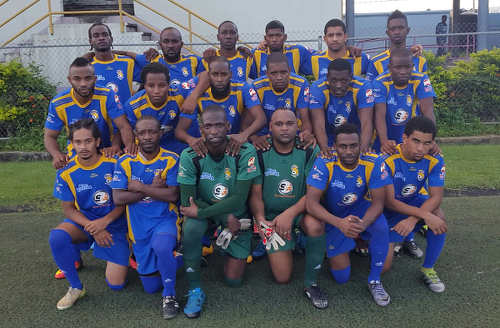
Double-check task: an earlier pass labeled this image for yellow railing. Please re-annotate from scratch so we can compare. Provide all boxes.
[0,0,252,53]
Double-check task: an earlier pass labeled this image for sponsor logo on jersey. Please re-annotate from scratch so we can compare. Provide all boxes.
[277,179,294,195]
[332,180,346,189]
[249,87,258,101]
[96,74,105,81]
[366,89,373,98]
[182,67,189,77]
[224,168,231,180]
[417,169,425,181]
[406,94,412,107]
[248,156,255,167]
[116,70,124,80]
[237,66,243,77]
[90,173,98,178]
[228,105,236,117]
[161,124,172,133]
[394,109,409,124]
[356,175,364,188]
[342,192,358,205]
[170,79,181,88]
[388,97,397,105]
[264,104,275,111]
[401,184,417,197]
[90,110,99,122]
[104,173,113,185]
[93,190,110,205]
[440,165,446,180]
[200,172,215,181]
[114,95,120,105]
[213,183,229,200]
[423,78,431,87]
[334,114,347,127]
[394,172,404,180]
[168,109,177,120]
[291,164,299,178]
[265,168,280,177]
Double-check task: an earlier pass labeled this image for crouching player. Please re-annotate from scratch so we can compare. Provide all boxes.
[306,123,392,306]
[112,116,181,319]
[49,118,129,310]
[381,116,447,292]
[249,109,328,309]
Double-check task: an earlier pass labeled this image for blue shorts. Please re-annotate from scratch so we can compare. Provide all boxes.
[384,194,428,243]
[131,218,177,275]
[326,213,388,258]
[63,219,129,267]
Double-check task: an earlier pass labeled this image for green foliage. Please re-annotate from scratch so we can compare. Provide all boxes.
[425,48,500,136]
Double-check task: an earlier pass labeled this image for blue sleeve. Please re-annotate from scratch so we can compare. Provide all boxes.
[124,101,137,129]
[361,53,370,75]
[165,157,179,187]
[299,45,313,76]
[249,60,258,80]
[428,156,445,187]
[365,60,378,81]
[53,172,74,201]
[106,90,125,120]
[372,80,387,104]
[357,81,375,109]
[134,54,149,72]
[242,83,261,108]
[111,160,129,190]
[306,156,330,191]
[132,61,142,83]
[179,106,198,121]
[416,74,436,99]
[368,156,392,189]
[297,80,310,109]
[195,56,205,75]
[44,101,64,131]
[308,83,325,110]
[421,59,428,74]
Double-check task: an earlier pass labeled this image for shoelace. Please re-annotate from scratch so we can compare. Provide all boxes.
[185,290,201,305]
[425,270,440,283]
[371,283,387,297]
[407,241,418,251]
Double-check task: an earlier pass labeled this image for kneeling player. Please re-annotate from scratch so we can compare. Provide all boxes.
[249,109,328,309]
[306,123,392,306]
[381,116,447,292]
[178,105,260,318]
[112,116,181,319]
[49,119,129,310]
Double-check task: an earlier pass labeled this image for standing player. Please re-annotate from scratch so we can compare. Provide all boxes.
[49,118,129,310]
[124,62,188,155]
[366,10,428,81]
[306,123,392,306]
[309,59,374,155]
[87,23,142,104]
[309,19,370,81]
[251,53,314,149]
[249,109,328,309]
[175,56,266,156]
[381,116,447,293]
[44,57,134,170]
[112,116,181,319]
[177,105,260,318]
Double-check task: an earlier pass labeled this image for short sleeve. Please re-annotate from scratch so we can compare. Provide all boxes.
[365,60,378,81]
[106,90,125,119]
[357,81,375,109]
[134,54,149,70]
[299,45,313,76]
[53,172,74,202]
[111,160,129,190]
[306,156,330,191]
[428,156,445,187]
[124,101,138,129]
[195,56,205,75]
[304,146,320,176]
[372,80,388,104]
[242,83,261,108]
[176,150,198,185]
[368,156,392,189]
[297,80,310,109]
[236,144,260,181]
[164,156,179,187]
[416,74,436,99]
[45,101,64,131]
[308,82,326,111]
[132,61,142,83]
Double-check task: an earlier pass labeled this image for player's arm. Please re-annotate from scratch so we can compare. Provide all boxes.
[128,179,179,203]
[419,97,435,123]
[175,116,208,156]
[248,183,268,223]
[181,72,210,114]
[179,183,211,209]
[112,115,136,155]
[358,107,374,153]
[112,50,138,59]
[360,186,385,230]
[228,104,266,156]
[274,195,307,237]
[310,108,331,158]
[112,188,145,205]
[374,102,396,154]
[84,205,125,235]
[44,128,68,169]
[61,200,92,227]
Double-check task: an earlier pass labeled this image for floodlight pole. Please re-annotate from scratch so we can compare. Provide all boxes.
[346,0,354,45]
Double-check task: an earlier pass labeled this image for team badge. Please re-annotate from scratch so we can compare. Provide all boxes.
[342,193,357,205]
[237,66,243,77]
[401,184,417,197]
[278,180,294,195]
[224,168,231,180]
[345,101,352,113]
[168,110,177,120]
[394,109,409,124]
[90,110,99,122]
[285,98,291,109]
[334,115,347,127]
[93,190,110,205]
[116,70,124,80]
[291,165,299,178]
[356,176,363,188]
[106,82,119,93]
[154,169,162,177]
[406,94,412,107]
[248,156,255,167]
[104,174,113,185]
[228,105,236,117]
[213,183,229,200]
[182,67,189,77]
[417,169,425,181]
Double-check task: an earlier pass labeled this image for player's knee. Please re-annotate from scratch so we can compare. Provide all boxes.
[106,278,126,291]
[330,266,351,284]
[151,233,176,257]
[302,215,324,236]
[49,229,71,249]
[139,273,162,294]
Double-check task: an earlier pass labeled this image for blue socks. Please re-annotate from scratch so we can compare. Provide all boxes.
[366,217,389,283]
[49,229,83,289]
[423,230,446,268]
[151,233,177,297]
[140,274,162,293]
[106,278,126,291]
[330,266,351,284]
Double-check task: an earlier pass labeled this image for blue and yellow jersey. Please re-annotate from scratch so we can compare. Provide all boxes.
[381,144,445,202]
[135,53,205,89]
[307,153,390,218]
[366,49,428,81]
[53,155,127,232]
[308,50,370,81]
[180,77,261,137]
[45,86,124,157]
[124,88,187,155]
[309,77,374,146]
[202,50,254,82]
[91,54,142,104]
[252,72,310,135]
[250,44,314,78]
[111,148,179,243]
[372,71,435,148]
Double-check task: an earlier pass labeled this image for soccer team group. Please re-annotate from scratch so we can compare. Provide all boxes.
[43,9,448,319]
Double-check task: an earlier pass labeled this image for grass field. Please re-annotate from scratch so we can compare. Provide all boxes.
[1,196,499,327]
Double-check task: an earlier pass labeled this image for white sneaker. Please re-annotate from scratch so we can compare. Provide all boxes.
[56,287,86,310]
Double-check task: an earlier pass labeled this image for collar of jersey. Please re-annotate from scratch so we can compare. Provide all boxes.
[146,94,168,110]
[270,84,291,96]
[92,54,118,64]
[325,49,351,61]
[216,49,242,60]
[161,54,184,65]
[397,144,417,163]
[336,157,359,172]
[137,149,163,164]
[70,88,93,108]
[75,154,105,170]
[207,88,231,102]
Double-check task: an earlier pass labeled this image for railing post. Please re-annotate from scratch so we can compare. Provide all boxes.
[47,0,53,35]
[317,35,322,51]
[118,0,124,33]
[188,12,193,45]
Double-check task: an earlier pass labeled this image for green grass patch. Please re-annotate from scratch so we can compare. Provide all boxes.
[1,196,499,327]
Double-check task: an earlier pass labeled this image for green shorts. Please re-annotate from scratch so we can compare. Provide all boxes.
[266,214,303,255]
[209,215,251,260]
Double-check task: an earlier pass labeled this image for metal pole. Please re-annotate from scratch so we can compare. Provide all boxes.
[345,0,355,45]
[188,13,192,44]
[477,0,489,50]
[118,0,124,33]
[47,0,53,35]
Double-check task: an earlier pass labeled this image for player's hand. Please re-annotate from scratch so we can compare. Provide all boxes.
[144,47,159,61]
[361,144,373,155]
[187,137,208,157]
[410,44,423,57]
[274,212,295,240]
[226,133,247,156]
[429,142,441,156]
[346,45,362,57]
[203,47,217,59]
[84,217,110,235]
[180,196,199,218]
[249,134,271,151]
[124,142,138,156]
[391,216,419,237]
[152,173,166,187]
[423,212,447,235]
[259,221,286,251]
[226,214,241,235]
[298,130,316,149]
[127,179,144,193]
[338,215,364,238]
[52,152,69,169]
[81,52,95,61]
[320,146,335,159]
[93,230,114,248]
[236,46,252,58]
[257,40,267,50]
[381,140,397,155]
[102,145,123,158]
